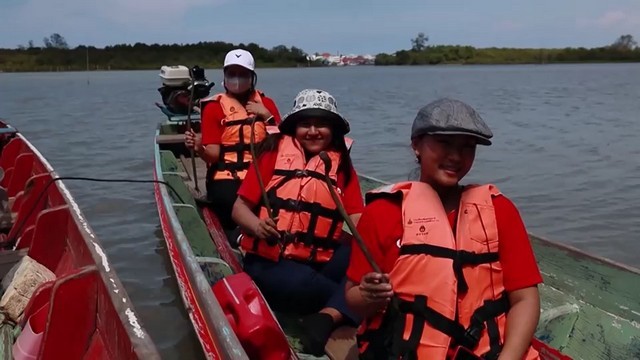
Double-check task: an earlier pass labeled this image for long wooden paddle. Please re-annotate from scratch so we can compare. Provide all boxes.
[318,151,381,273]
[318,151,384,360]
[186,77,201,194]
[249,117,274,220]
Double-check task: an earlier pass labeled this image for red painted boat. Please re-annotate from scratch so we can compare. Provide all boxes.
[0,120,159,359]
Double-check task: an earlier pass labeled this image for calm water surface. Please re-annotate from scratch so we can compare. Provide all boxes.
[1,64,638,358]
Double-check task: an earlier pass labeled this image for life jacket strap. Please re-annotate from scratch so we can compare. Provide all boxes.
[269,195,343,222]
[399,244,499,293]
[217,117,265,177]
[272,169,338,187]
[223,118,262,127]
[392,293,508,357]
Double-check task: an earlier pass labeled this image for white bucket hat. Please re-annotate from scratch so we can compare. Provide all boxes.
[223,49,255,72]
[280,89,350,135]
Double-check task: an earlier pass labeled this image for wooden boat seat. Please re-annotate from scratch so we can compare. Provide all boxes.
[7,153,35,197]
[25,205,69,271]
[40,266,140,359]
[155,134,185,144]
[2,173,52,248]
[0,137,26,187]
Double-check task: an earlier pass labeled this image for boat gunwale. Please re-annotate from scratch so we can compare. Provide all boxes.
[153,125,250,360]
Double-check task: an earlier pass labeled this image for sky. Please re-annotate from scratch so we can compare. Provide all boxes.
[1,0,639,54]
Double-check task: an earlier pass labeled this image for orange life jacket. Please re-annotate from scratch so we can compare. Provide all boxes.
[239,135,346,263]
[202,91,274,181]
[357,181,539,360]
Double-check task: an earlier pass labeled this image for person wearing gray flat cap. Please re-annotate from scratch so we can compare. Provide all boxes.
[410,98,494,145]
[346,98,542,360]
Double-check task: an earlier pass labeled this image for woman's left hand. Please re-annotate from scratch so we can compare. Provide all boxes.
[246,101,271,120]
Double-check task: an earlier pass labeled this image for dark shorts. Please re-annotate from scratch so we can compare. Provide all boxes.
[205,177,241,231]
[243,243,360,325]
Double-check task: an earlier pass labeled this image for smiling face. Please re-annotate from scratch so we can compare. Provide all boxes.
[412,134,477,191]
[295,117,333,155]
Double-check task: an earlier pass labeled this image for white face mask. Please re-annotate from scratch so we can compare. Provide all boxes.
[224,75,252,94]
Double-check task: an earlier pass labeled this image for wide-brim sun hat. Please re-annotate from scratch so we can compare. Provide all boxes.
[279,89,350,135]
[223,49,255,72]
[410,98,493,145]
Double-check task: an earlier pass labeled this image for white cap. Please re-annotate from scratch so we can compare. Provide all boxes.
[223,49,255,72]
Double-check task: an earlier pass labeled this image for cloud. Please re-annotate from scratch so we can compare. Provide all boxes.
[577,9,640,30]
[596,11,628,27]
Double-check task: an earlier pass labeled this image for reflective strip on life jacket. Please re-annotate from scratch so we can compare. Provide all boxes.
[239,135,345,263]
[357,181,539,360]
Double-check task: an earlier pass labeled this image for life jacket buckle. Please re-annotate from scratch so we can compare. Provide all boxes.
[276,232,294,257]
[294,170,308,178]
[307,247,317,262]
[287,199,301,208]
[264,236,279,247]
[463,315,485,348]
[281,232,295,245]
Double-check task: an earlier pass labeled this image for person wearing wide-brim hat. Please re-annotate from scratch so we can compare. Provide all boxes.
[345,98,542,360]
[277,89,350,136]
[184,49,282,237]
[232,89,364,356]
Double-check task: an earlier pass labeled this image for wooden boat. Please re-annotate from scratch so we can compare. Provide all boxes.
[0,120,159,359]
[153,113,640,360]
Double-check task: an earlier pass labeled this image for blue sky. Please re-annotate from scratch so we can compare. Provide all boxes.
[1,0,639,54]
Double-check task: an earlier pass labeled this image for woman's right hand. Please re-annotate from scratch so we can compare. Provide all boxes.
[254,217,280,240]
[359,272,393,305]
[184,129,201,152]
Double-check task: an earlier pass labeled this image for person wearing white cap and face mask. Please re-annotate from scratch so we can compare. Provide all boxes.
[345,99,542,360]
[231,89,364,356]
[184,49,282,238]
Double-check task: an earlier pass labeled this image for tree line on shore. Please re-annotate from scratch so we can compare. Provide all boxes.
[0,34,307,72]
[374,33,640,65]
[0,33,638,72]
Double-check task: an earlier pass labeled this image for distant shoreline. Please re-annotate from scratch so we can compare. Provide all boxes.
[1,60,638,74]
[2,38,639,73]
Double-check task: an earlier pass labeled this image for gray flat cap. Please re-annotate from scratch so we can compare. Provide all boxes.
[411,98,493,145]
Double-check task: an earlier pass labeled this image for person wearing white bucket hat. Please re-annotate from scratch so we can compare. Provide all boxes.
[231,89,364,356]
[184,48,282,237]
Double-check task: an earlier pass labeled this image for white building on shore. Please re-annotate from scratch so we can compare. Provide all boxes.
[306,52,375,65]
